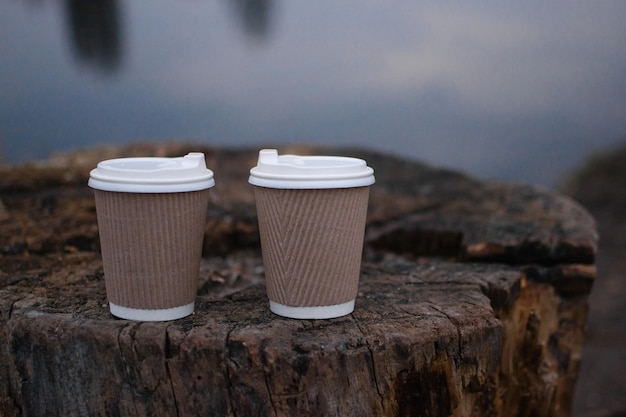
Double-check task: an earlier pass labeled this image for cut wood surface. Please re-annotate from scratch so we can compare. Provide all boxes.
[0,143,597,417]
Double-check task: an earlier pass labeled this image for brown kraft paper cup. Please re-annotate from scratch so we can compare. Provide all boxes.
[254,186,370,309]
[94,189,210,312]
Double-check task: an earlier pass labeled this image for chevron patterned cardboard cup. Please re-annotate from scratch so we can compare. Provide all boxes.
[89,153,214,321]
[249,149,375,319]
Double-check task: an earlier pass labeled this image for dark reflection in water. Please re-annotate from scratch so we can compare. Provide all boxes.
[233,0,273,39]
[61,0,273,73]
[64,0,122,72]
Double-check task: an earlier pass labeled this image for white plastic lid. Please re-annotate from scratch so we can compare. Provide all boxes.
[248,149,375,189]
[88,152,215,193]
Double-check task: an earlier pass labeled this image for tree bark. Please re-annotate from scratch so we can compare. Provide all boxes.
[0,143,597,417]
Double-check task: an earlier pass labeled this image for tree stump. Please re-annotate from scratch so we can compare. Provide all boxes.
[0,143,597,417]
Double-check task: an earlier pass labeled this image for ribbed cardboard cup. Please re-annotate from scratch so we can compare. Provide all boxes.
[254,187,370,318]
[249,149,375,319]
[89,153,214,321]
[94,190,210,320]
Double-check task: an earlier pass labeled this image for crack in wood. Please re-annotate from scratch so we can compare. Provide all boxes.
[351,314,385,407]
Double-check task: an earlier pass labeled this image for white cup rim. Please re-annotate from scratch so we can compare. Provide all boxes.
[248,149,375,189]
[89,152,215,193]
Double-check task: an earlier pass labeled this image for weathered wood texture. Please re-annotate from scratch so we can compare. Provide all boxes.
[0,143,597,417]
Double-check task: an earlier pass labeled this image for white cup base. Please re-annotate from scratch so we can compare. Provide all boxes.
[109,302,194,321]
[269,300,355,319]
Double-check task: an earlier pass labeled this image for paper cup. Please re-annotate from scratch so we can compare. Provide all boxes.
[249,149,375,319]
[89,153,215,321]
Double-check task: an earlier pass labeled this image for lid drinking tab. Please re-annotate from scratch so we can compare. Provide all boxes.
[88,152,215,193]
[248,149,375,189]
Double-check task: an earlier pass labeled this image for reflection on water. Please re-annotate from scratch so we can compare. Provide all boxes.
[232,0,273,39]
[64,0,122,72]
[62,0,273,72]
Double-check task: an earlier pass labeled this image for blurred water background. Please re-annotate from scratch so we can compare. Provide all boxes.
[1,0,625,188]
